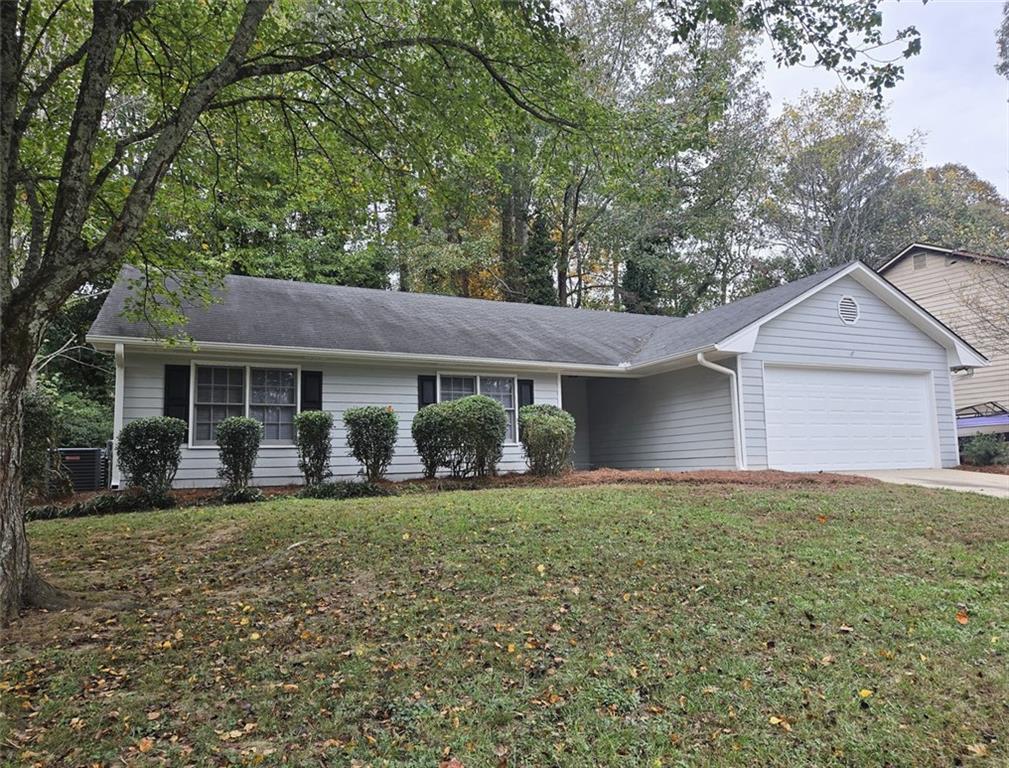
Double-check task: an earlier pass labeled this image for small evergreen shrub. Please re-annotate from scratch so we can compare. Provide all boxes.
[294,410,333,485]
[344,406,398,481]
[296,481,391,500]
[519,404,576,476]
[216,416,262,492]
[117,416,187,498]
[219,486,265,504]
[447,395,507,478]
[411,403,453,479]
[961,434,1009,466]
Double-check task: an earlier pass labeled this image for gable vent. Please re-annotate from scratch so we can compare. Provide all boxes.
[838,296,860,325]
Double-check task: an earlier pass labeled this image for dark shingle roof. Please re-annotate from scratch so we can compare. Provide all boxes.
[89,263,853,368]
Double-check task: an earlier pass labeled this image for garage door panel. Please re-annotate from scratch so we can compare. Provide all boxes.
[764,366,936,471]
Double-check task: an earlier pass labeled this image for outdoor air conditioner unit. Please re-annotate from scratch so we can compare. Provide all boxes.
[58,447,105,492]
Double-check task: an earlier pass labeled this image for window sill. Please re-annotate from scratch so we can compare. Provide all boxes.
[187,444,298,450]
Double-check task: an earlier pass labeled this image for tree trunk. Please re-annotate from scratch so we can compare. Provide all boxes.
[0,315,76,625]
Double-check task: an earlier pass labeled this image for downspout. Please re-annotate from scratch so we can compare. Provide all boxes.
[111,343,125,489]
[697,352,747,470]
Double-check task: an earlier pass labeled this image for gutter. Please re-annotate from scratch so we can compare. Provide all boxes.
[696,352,747,470]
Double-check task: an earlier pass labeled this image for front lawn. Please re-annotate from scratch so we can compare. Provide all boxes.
[3,483,1008,766]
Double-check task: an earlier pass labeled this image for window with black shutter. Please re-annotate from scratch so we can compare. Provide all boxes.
[417,375,437,409]
[518,379,534,408]
[300,371,323,411]
[164,365,190,423]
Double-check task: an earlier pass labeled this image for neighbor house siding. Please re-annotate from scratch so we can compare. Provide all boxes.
[121,351,559,488]
[584,365,736,470]
[740,275,959,468]
[883,253,1009,412]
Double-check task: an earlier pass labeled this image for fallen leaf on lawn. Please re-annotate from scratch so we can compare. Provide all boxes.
[536,564,546,575]
[440,758,465,768]
[768,715,792,732]
[146,710,160,720]
[137,737,154,753]
[817,514,828,524]
[820,654,834,665]
[402,532,410,540]
[858,689,873,699]
[966,743,989,757]
[956,609,969,625]
[250,632,261,641]
[838,625,854,633]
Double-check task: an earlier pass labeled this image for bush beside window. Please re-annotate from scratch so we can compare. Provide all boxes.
[294,410,333,486]
[117,416,187,498]
[216,416,263,500]
[344,406,398,481]
[410,395,507,478]
[519,404,576,476]
[411,403,453,479]
[449,395,506,477]
[961,434,1009,466]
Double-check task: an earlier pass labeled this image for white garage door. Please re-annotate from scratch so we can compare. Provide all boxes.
[764,366,937,471]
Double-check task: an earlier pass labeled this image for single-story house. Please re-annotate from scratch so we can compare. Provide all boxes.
[87,261,988,488]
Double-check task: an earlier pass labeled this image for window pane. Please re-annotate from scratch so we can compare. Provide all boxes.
[479,376,514,408]
[248,368,297,442]
[193,367,245,442]
[440,376,476,402]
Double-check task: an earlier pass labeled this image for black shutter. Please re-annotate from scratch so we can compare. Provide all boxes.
[164,365,190,422]
[518,379,534,408]
[301,371,323,411]
[417,375,437,409]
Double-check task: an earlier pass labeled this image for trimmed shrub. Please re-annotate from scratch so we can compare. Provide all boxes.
[411,403,453,479]
[216,416,262,492]
[344,406,398,482]
[296,480,391,500]
[117,416,187,498]
[961,434,1009,466]
[220,486,264,504]
[519,404,576,476]
[447,395,507,478]
[294,410,333,486]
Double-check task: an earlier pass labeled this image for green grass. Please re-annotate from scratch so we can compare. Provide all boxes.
[3,483,1008,766]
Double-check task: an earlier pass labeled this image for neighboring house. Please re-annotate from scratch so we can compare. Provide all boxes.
[878,243,1009,438]
[87,261,987,488]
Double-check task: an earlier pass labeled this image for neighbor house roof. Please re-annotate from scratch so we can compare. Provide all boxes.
[877,242,1009,274]
[88,261,986,372]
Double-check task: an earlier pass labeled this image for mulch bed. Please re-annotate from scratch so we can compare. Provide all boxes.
[956,464,1009,475]
[36,468,874,512]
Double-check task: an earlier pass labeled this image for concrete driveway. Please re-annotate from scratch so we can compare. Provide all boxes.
[847,469,1009,499]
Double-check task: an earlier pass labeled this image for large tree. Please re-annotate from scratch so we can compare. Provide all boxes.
[0,0,925,624]
[762,88,918,274]
[0,0,580,624]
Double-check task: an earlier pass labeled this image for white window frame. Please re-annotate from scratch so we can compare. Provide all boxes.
[436,371,521,445]
[188,360,301,449]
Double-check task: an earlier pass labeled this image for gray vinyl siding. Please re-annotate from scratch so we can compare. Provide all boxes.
[584,365,736,470]
[121,352,560,488]
[560,377,592,469]
[740,275,959,468]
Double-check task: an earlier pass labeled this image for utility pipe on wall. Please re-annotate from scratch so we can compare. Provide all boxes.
[696,352,747,470]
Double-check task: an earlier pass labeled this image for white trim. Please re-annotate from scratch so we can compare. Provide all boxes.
[877,243,954,273]
[188,360,301,449]
[696,352,745,470]
[716,262,989,368]
[111,343,125,488]
[557,372,563,408]
[436,370,520,445]
[734,355,748,469]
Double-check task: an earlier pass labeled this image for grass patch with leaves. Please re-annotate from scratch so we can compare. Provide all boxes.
[2,483,1008,766]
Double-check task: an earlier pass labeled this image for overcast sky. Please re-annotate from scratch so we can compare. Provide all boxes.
[759,0,1008,196]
